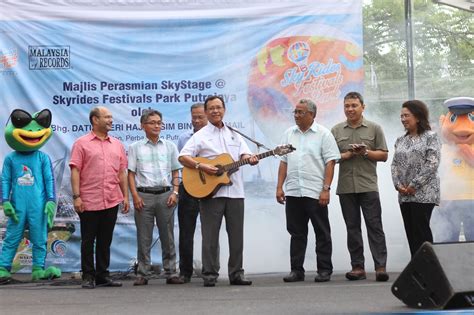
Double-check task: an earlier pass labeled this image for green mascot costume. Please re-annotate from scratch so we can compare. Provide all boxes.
[0,109,61,281]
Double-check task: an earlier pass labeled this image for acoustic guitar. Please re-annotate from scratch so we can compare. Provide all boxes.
[182,144,295,198]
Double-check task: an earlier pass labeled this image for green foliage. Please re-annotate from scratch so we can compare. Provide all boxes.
[363,0,473,118]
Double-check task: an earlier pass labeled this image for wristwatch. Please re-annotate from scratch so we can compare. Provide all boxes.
[195,162,201,169]
[363,151,369,158]
[72,194,81,200]
[173,191,179,196]
[323,184,331,191]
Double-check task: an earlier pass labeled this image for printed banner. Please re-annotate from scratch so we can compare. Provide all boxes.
[0,0,363,273]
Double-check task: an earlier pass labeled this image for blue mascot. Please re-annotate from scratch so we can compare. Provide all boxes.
[0,108,61,281]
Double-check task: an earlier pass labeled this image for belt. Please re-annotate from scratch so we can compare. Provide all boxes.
[137,187,171,194]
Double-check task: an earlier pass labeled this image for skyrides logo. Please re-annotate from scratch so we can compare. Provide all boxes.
[0,47,18,70]
[50,240,68,257]
[29,45,70,70]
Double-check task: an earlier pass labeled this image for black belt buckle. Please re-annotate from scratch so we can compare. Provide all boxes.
[137,187,171,194]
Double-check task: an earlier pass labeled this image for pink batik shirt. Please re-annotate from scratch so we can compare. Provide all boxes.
[69,132,127,211]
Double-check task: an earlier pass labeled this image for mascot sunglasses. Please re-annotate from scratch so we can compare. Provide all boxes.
[7,109,52,129]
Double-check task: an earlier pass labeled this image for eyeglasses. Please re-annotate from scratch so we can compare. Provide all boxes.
[7,109,52,128]
[144,121,163,126]
[292,110,308,116]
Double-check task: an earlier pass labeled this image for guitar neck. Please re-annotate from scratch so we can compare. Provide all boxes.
[223,150,275,172]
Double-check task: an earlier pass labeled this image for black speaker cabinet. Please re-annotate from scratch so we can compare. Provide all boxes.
[392,242,474,309]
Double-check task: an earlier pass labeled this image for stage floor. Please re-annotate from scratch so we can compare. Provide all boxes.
[0,272,471,314]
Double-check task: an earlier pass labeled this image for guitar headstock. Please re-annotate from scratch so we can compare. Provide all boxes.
[273,144,296,156]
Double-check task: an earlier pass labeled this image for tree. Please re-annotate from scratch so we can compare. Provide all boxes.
[363,0,473,119]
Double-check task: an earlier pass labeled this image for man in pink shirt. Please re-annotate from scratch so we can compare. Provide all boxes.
[69,106,129,289]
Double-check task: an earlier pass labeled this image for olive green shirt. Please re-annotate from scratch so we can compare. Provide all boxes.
[331,118,388,194]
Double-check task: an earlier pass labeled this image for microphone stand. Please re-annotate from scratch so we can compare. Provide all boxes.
[226,124,271,151]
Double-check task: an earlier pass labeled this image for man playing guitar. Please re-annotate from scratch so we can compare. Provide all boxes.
[178,95,258,287]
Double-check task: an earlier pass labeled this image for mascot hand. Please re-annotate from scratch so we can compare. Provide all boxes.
[458,144,474,167]
[3,201,19,223]
[44,201,56,229]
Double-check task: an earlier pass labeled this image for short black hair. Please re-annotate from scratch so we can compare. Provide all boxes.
[89,106,102,125]
[344,92,364,105]
[204,96,225,110]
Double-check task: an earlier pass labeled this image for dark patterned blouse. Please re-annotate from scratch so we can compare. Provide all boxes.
[391,130,441,204]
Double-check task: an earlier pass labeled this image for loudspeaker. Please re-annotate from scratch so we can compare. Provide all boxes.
[392,242,474,309]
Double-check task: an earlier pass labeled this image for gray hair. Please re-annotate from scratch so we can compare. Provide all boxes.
[190,103,204,111]
[299,99,317,116]
[140,109,162,124]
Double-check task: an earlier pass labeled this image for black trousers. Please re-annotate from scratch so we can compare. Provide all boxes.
[79,205,118,281]
[400,202,434,257]
[339,192,387,269]
[177,184,200,278]
[285,196,332,274]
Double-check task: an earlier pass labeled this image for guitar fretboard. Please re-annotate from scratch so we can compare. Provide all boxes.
[223,150,275,172]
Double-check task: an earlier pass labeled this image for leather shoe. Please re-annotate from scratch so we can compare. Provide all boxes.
[283,271,304,283]
[345,267,366,281]
[180,275,191,283]
[166,276,184,284]
[81,278,95,289]
[314,272,331,282]
[203,278,216,287]
[133,277,148,286]
[96,277,122,287]
[230,276,252,286]
[375,267,389,282]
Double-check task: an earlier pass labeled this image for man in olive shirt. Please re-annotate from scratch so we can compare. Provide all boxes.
[331,92,389,282]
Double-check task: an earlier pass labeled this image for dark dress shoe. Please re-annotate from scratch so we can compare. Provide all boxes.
[345,268,366,281]
[283,271,304,283]
[375,267,389,282]
[180,276,191,283]
[133,277,148,286]
[96,277,122,287]
[314,272,331,282]
[203,278,216,287]
[166,276,184,284]
[81,278,95,289]
[230,277,252,286]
